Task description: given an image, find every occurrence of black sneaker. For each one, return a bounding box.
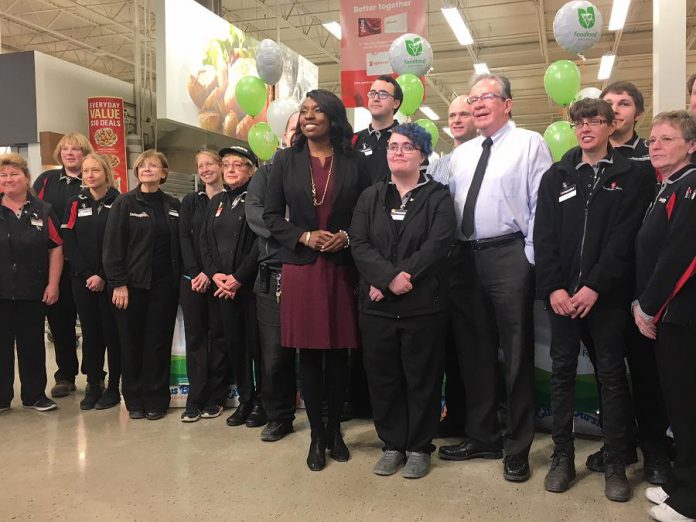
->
[23,398,58,412]
[200,405,223,419]
[128,410,146,419]
[181,406,201,423]
[146,409,166,421]
[50,381,76,398]
[544,449,576,492]
[80,389,103,410]
[95,388,121,410]
[261,421,294,442]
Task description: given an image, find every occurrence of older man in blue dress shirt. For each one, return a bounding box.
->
[438,74,553,483]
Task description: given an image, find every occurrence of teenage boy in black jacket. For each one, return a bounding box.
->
[534,99,654,502]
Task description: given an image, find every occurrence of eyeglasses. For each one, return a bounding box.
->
[570,119,608,128]
[646,136,688,147]
[222,161,251,170]
[387,143,420,154]
[466,92,505,105]
[367,90,395,100]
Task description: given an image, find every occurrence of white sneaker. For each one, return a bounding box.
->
[650,503,696,522]
[646,487,670,505]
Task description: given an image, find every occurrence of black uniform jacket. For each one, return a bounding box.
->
[200,183,258,287]
[636,165,696,326]
[179,190,211,279]
[33,167,83,229]
[534,147,655,305]
[0,193,62,300]
[102,186,181,290]
[62,187,120,280]
[245,163,282,266]
[350,178,456,318]
[263,146,370,266]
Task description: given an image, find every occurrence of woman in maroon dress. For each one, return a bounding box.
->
[264,89,369,471]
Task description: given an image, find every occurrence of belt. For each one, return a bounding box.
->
[457,231,523,251]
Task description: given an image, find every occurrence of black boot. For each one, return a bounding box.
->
[544,448,576,492]
[327,424,350,462]
[306,435,326,471]
[604,454,631,502]
[80,387,102,410]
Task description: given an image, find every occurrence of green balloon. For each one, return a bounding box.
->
[235,76,267,117]
[248,122,278,161]
[414,118,439,148]
[395,74,424,116]
[543,121,578,162]
[544,60,581,106]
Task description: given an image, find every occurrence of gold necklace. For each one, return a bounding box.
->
[310,154,334,207]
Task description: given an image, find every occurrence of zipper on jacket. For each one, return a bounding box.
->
[574,172,604,293]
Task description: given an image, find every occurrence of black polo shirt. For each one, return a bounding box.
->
[386,175,429,233]
[575,153,614,204]
[614,132,656,180]
[354,120,399,185]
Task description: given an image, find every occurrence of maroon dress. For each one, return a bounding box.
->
[280,156,359,349]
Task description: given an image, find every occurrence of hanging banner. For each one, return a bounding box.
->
[340,0,426,108]
[87,96,128,193]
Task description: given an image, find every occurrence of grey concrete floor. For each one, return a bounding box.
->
[0,347,654,521]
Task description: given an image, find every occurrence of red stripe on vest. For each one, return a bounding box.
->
[48,217,63,246]
[38,177,48,200]
[665,192,676,220]
[66,200,78,230]
[351,134,359,149]
[653,256,696,323]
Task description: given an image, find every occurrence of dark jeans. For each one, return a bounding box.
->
[0,299,48,406]
[47,266,78,382]
[299,349,348,438]
[656,322,696,518]
[112,278,178,412]
[449,239,536,457]
[179,278,226,408]
[548,304,631,457]
[72,278,121,388]
[361,313,445,454]
[254,270,295,423]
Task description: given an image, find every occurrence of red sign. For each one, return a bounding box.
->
[87,97,128,193]
[340,0,426,108]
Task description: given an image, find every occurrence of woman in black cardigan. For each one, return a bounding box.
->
[350,124,455,479]
[263,89,369,471]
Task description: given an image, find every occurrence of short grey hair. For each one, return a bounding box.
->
[471,74,512,100]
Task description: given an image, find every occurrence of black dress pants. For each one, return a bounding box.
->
[72,279,121,389]
[112,277,178,412]
[656,322,696,519]
[179,278,226,408]
[548,303,632,457]
[254,270,296,423]
[299,349,348,438]
[47,265,78,383]
[361,313,445,453]
[218,289,262,406]
[443,319,466,429]
[0,299,48,406]
[449,239,535,457]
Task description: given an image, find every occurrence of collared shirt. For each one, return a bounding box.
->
[426,151,453,185]
[614,132,656,179]
[386,174,429,233]
[354,120,399,185]
[449,121,553,264]
[575,152,614,203]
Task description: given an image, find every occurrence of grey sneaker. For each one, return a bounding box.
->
[50,381,76,398]
[373,450,406,476]
[401,451,431,479]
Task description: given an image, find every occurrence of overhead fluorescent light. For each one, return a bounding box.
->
[441,7,474,46]
[474,63,490,75]
[597,54,616,80]
[608,0,631,31]
[322,21,342,40]
[443,127,454,138]
[420,106,439,120]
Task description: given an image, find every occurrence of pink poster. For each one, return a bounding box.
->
[340,0,426,108]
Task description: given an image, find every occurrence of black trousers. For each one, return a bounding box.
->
[72,278,121,388]
[299,348,348,438]
[179,278,227,408]
[449,239,535,457]
[218,289,262,406]
[548,304,631,457]
[656,322,696,518]
[112,277,178,412]
[361,313,445,453]
[47,265,78,382]
[0,299,48,406]
[443,319,466,428]
[254,270,295,423]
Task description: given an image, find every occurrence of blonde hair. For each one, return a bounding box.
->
[0,153,31,180]
[133,149,170,184]
[53,133,94,165]
[195,149,222,167]
[82,153,118,189]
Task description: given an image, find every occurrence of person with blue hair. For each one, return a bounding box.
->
[350,123,456,479]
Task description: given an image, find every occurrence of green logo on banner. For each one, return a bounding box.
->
[405,37,423,57]
[578,6,596,29]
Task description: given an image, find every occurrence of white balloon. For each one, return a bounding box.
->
[553,1,603,55]
[388,33,433,76]
[267,98,299,139]
[256,39,283,85]
[575,87,603,100]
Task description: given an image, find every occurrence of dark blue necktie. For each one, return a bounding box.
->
[461,137,493,238]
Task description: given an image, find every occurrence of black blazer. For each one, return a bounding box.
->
[262,146,369,266]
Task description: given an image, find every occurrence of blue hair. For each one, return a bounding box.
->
[391,123,433,157]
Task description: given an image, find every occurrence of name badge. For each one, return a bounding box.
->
[31,218,43,228]
[168,209,179,218]
[129,212,149,218]
[360,146,373,156]
[391,208,406,221]
[78,207,93,217]
[559,185,576,202]
[215,202,223,218]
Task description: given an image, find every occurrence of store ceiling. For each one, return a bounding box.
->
[1,0,695,149]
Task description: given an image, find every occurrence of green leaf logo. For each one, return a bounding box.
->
[578,6,596,29]
[405,37,423,57]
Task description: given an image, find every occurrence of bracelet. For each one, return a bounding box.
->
[305,231,311,245]
[339,229,350,249]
